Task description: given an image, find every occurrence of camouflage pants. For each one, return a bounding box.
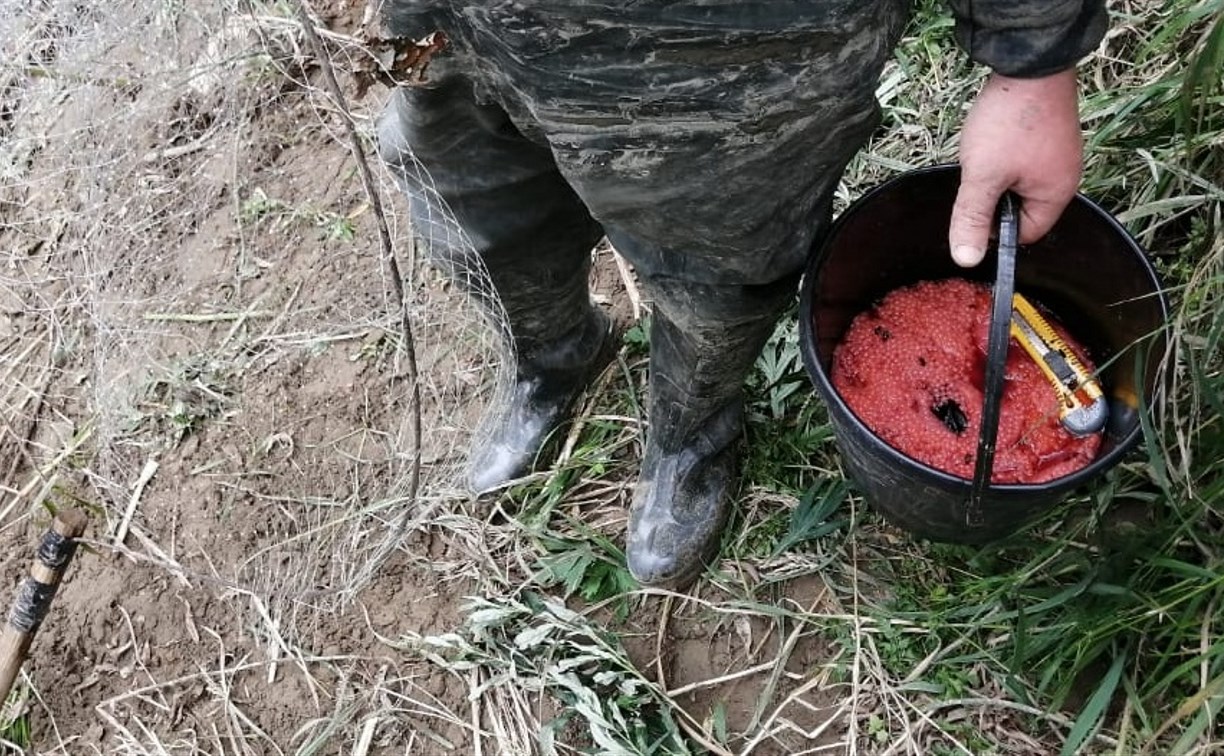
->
[377,0,911,374]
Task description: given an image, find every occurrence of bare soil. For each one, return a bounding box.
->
[1,3,845,754]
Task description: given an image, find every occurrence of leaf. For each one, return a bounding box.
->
[352,30,450,97]
[541,596,582,623]
[1178,11,1224,135]
[514,623,555,651]
[711,701,728,744]
[541,549,593,597]
[1146,670,1224,753]
[467,606,522,629]
[538,718,559,756]
[772,479,849,556]
[1059,651,1126,756]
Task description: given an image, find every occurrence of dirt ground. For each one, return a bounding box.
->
[0,1,488,752]
[0,2,856,754]
[5,1,1212,753]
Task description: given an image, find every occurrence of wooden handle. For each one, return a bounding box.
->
[0,632,33,707]
[0,510,88,704]
[50,509,88,539]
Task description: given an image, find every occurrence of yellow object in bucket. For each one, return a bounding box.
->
[1010,293,1108,437]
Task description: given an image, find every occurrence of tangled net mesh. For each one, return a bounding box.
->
[1,0,511,650]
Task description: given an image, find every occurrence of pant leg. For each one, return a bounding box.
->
[452,0,911,289]
[376,73,605,365]
[442,0,911,441]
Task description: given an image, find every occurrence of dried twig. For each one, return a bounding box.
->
[610,248,643,322]
[112,457,159,547]
[293,0,422,572]
[143,311,275,323]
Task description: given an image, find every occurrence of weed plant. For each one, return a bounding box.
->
[1,683,33,752]
[417,0,1224,753]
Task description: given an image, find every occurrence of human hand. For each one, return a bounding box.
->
[949,68,1083,267]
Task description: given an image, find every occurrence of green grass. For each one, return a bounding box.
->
[828,0,1224,750]
[1,683,33,752]
[11,0,1207,751]
[843,0,1221,747]
[389,0,1224,752]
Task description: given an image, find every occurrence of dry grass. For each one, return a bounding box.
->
[2,0,508,752]
[2,0,1222,754]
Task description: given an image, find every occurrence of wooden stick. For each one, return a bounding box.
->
[611,249,643,323]
[113,458,158,547]
[0,509,88,704]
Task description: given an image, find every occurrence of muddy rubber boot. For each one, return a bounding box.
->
[377,80,612,495]
[626,281,790,588]
[626,381,743,588]
[467,302,613,495]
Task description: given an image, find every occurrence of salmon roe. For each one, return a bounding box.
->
[831,278,1102,484]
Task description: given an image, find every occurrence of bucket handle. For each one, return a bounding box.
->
[966,193,1019,526]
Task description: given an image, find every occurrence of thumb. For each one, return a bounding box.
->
[949,176,1006,267]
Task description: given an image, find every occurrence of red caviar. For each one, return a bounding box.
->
[831,278,1102,484]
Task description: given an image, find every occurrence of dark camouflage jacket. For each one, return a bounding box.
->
[947,0,1107,76]
[386,1,1108,79]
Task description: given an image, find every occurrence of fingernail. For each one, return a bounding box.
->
[952,245,982,267]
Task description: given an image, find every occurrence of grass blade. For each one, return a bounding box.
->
[1060,651,1126,756]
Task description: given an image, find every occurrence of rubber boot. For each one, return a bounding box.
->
[377,81,611,495]
[626,277,795,588]
[468,292,613,494]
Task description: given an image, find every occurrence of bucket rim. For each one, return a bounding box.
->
[797,164,1170,494]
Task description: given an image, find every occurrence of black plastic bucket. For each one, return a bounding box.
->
[798,166,1169,543]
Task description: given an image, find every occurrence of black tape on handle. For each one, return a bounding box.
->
[36,529,79,571]
[7,579,58,634]
[6,517,84,635]
[967,194,1019,527]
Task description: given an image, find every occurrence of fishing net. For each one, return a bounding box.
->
[0,0,511,649]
